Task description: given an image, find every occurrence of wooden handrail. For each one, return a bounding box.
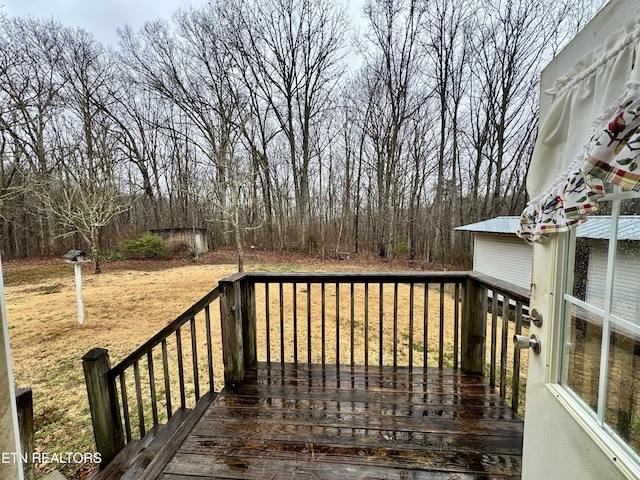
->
[110,287,220,377]
[84,286,222,466]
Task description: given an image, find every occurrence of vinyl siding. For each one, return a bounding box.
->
[473,234,532,290]
[585,240,640,325]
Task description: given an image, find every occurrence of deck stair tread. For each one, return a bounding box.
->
[87,406,192,480]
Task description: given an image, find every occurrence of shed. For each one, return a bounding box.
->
[150,228,209,254]
[456,215,640,317]
[455,217,532,290]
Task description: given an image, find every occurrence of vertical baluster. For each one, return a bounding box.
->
[147,351,158,427]
[500,294,510,400]
[190,317,200,402]
[393,283,399,368]
[279,283,285,365]
[439,283,445,368]
[205,306,214,393]
[350,283,355,366]
[176,327,186,409]
[133,361,146,438]
[119,374,131,442]
[307,282,312,364]
[423,283,429,369]
[490,290,498,388]
[453,282,460,370]
[409,283,414,370]
[512,301,523,411]
[161,339,172,419]
[265,283,271,363]
[293,283,298,364]
[336,282,340,367]
[379,283,384,366]
[321,283,326,365]
[364,283,369,367]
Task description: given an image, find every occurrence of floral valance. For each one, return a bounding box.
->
[517,11,640,243]
[518,83,640,243]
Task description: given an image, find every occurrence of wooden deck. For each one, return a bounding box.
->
[150,362,523,479]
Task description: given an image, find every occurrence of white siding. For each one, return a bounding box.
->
[473,234,532,290]
[586,241,640,325]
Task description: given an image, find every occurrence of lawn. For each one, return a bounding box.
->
[5,249,441,479]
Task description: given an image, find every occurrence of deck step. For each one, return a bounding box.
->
[138,391,217,480]
[87,407,192,480]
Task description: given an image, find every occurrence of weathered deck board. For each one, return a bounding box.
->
[157,362,523,479]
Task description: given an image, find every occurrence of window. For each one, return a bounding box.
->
[561,187,640,462]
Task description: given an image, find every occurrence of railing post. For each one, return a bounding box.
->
[219,275,245,387]
[82,348,124,465]
[462,276,486,375]
[15,388,34,480]
[241,279,257,370]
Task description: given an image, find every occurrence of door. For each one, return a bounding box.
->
[521,1,640,478]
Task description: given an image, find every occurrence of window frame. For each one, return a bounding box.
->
[548,187,640,479]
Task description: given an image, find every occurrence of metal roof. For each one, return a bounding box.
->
[455,216,640,241]
[455,217,521,235]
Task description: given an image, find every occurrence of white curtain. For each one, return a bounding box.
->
[518,13,640,242]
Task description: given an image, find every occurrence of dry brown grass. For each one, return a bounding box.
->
[4,250,524,479]
[5,250,444,478]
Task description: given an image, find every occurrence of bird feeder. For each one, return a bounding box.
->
[63,250,89,325]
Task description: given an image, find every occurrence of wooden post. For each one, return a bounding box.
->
[219,276,245,387]
[82,348,124,465]
[461,277,486,375]
[241,280,257,370]
[15,388,34,480]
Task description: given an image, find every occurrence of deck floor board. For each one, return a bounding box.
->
[159,362,523,479]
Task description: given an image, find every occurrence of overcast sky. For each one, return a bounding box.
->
[0,0,209,45]
[0,0,365,46]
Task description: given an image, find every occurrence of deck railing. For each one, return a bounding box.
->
[471,272,531,412]
[82,287,221,465]
[219,271,530,411]
[84,270,529,467]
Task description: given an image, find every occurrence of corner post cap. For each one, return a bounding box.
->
[82,348,109,361]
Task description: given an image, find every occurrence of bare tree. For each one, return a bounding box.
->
[0,17,67,254]
[225,0,349,250]
[50,28,130,273]
[357,0,427,259]
[423,0,470,262]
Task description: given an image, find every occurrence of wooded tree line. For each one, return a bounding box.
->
[0,0,601,269]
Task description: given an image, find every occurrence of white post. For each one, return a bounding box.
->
[0,251,24,479]
[75,263,85,325]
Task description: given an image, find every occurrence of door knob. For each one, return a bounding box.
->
[513,334,541,354]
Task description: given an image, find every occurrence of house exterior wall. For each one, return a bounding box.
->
[1,268,21,479]
[523,1,638,478]
[473,234,532,290]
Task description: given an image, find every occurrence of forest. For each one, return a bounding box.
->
[0,0,603,270]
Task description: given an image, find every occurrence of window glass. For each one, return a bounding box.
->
[605,329,640,456]
[562,303,601,413]
[561,199,640,460]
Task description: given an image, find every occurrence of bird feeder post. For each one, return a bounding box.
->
[74,263,84,325]
[63,250,89,326]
